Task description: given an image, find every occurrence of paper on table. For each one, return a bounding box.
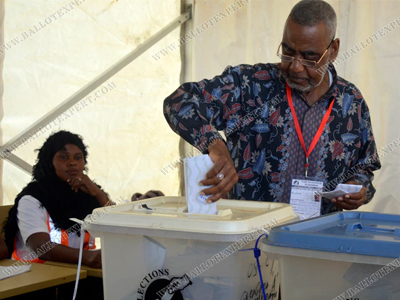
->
[321,184,363,199]
[184,155,218,215]
[0,265,31,280]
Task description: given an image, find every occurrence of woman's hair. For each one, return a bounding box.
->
[32,130,88,181]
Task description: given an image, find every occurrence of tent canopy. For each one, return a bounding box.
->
[1,0,400,215]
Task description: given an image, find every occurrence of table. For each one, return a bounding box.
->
[44,261,103,278]
[0,259,87,299]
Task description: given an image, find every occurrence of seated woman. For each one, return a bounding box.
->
[4,130,110,268]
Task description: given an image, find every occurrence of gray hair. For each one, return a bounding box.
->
[289,0,337,41]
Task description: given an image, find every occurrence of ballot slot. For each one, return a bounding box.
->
[345,223,400,236]
[133,201,233,218]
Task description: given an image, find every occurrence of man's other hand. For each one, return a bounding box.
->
[331,180,367,210]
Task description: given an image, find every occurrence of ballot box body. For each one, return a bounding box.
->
[261,212,400,300]
[85,197,298,300]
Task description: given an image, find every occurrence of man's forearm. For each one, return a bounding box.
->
[164,66,243,153]
[207,139,228,154]
[350,173,375,203]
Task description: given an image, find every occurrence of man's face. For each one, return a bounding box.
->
[280,17,337,93]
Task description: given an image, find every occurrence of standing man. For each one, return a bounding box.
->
[164,0,380,215]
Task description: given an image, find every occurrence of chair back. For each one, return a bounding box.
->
[0,205,12,238]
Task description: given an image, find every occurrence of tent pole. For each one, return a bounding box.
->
[1,9,192,173]
[179,0,195,196]
[3,153,32,174]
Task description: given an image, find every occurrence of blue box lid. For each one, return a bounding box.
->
[262,212,400,258]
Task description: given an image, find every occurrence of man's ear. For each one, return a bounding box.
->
[329,38,340,63]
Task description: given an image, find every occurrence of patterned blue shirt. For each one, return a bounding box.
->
[164,63,381,214]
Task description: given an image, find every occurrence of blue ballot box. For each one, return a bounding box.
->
[261,212,400,300]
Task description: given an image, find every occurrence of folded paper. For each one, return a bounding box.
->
[0,265,31,280]
[184,155,218,215]
[321,184,362,199]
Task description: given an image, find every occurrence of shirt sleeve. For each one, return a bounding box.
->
[17,195,49,244]
[348,98,381,203]
[163,65,245,153]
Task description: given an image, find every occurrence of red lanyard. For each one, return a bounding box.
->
[286,84,334,177]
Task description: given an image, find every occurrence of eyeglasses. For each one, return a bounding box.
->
[277,39,334,68]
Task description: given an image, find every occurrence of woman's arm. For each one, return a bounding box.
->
[17,196,101,268]
[67,175,109,206]
[27,232,101,268]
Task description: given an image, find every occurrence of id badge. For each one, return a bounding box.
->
[289,175,324,220]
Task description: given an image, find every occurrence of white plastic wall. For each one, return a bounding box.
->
[1,0,182,204]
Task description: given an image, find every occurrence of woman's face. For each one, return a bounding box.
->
[52,144,85,182]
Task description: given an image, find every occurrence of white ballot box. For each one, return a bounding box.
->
[84,196,298,300]
[261,211,400,300]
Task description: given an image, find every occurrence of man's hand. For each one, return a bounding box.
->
[331,180,367,210]
[199,140,238,203]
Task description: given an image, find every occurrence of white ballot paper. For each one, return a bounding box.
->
[184,155,218,215]
[290,178,323,220]
[0,265,31,280]
[321,183,363,199]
